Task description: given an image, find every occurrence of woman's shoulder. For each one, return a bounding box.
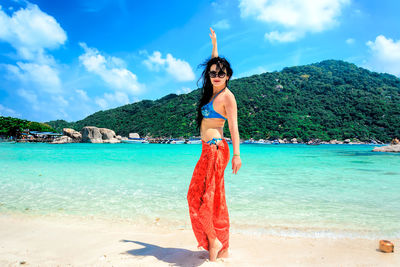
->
[224,87,235,98]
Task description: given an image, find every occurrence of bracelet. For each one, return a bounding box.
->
[233,154,240,156]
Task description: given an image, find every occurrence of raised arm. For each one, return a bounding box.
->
[209,27,218,58]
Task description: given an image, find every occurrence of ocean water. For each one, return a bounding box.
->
[1,142,399,239]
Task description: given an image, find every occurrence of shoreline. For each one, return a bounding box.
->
[1,140,392,145]
[0,213,399,266]
[1,210,398,240]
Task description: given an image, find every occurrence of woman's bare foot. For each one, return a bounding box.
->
[217,248,229,258]
[208,237,222,262]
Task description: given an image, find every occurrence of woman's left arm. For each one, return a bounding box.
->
[225,92,242,174]
[209,27,218,58]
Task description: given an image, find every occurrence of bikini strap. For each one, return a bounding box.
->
[211,87,226,101]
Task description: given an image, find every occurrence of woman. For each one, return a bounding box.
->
[187,27,242,262]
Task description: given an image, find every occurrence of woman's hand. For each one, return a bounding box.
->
[232,156,241,174]
[209,27,217,46]
[210,27,218,58]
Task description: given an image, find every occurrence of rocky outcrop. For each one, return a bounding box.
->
[99,128,115,140]
[51,136,73,144]
[81,126,120,143]
[63,128,82,141]
[129,133,140,138]
[372,144,400,152]
[81,126,103,143]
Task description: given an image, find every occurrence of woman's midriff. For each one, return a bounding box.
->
[201,119,225,144]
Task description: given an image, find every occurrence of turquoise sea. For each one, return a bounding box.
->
[1,142,399,239]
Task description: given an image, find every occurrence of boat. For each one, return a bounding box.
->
[0,139,16,144]
[169,138,185,144]
[254,139,272,145]
[187,138,202,144]
[121,138,149,144]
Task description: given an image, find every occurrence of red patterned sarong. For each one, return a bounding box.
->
[187,138,230,251]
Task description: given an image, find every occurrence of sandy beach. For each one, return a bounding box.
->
[0,213,398,267]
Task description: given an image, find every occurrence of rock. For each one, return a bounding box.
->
[81,126,103,143]
[291,138,298,143]
[344,139,351,144]
[63,128,82,140]
[129,133,140,138]
[81,126,120,143]
[391,138,399,145]
[103,138,120,143]
[379,240,394,253]
[116,135,122,140]
[51,136,73,144]
[372,144,400,152]
[99,128,116,140]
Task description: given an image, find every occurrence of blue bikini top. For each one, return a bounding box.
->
[201,88,227,120]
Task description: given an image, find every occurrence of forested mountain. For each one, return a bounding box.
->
[45,60,399,142]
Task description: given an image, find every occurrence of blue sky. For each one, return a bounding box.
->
[0,0,399,122]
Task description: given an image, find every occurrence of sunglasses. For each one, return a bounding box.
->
[209,70,226,78]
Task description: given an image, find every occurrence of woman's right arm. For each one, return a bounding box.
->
[209,27,218,58]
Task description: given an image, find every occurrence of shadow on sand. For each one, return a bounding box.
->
[121,240,208,267]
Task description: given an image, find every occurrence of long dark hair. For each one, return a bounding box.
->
[195,56,233,132]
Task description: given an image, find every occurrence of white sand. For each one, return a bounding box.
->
[0,213,398,267]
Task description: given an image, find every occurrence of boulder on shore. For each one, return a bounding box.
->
[51,136,73,144]
[63,128,82,141]
[129,133,140,139]
[81,126,120,143]
[81,126,103,143]
[99,128,116,140]
[372,144,400,153]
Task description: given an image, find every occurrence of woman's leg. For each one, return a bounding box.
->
[207,235,222,261]
[187,146,218,252]
[188,140,229,260]
[214,140,230,258]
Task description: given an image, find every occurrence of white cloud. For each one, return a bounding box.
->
[79,43,144,95]
[0,2,69,121]
[95,91,130,109]
[366,35,400,76]
[0,104,21,117]
[265,31,300,43]
[176,87,193,95]
[75,89,90,101]
[0,3,66,62]
[143,51,165,71]
[239,0,350,42]
[213,19,230,30]
[346,38,355,45]
[51,95,69,107]
[210,0,230,14]
[16,88,40,111]
[6,62,62,94]
[143,51,195,82]
[234,66,269,79]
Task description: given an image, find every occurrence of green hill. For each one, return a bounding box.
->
[45,60,399,142]
[0,116,56,137]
